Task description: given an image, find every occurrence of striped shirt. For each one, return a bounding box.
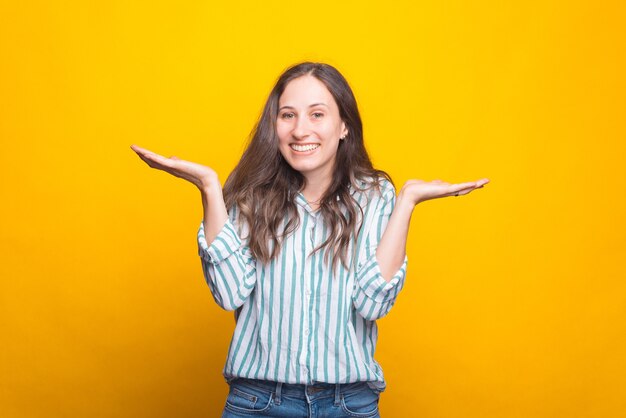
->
[197,177,408,391]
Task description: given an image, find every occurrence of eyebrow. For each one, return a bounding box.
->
[278,103,329,111]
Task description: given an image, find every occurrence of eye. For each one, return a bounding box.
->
[280,112,295,120]
[312,112,324,119]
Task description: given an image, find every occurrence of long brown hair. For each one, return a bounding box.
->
[222,62,392,272]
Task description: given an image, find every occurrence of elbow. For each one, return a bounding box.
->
[220,294,247,312]
[208,283,248,312]
[219,301,241,312]
[377,260,402,284]
[201,261,255,312]
[202,273,243,311]
[353,291,395,321]
[208,288,245,311]
[357,308,387,321]
[376,252,408,284]
[355,302,393,321]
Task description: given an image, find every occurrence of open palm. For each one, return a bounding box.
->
[130,144,218,191]
[400,178,490,205]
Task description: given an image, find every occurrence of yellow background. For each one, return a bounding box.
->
[1,0,625,416]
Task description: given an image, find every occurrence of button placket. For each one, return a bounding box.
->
[300,215,316,381]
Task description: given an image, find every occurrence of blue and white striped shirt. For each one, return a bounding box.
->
[197,177,408,391]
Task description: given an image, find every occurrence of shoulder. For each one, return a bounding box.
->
[350,175,397,214]
[353,175,396,200]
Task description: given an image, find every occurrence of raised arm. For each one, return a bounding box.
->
[353,177,490,320]
[130,144,257,311]
[377,177,490,282]
[352,181,409,321]
[197,183,257,311]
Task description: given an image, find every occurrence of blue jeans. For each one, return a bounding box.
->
[221,377,381,417]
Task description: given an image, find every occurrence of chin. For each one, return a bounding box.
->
[283,157,314,170]
[290,164,316,174]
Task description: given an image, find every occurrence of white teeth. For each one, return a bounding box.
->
[290,144,320,152]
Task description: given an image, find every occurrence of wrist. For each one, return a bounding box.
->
[395,194,417,216]
[397,185,420,206]
[200,182,223,204]
[200,178,222,195]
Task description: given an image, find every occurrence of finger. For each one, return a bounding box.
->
[448,182,477,193]
[131,145,169,164]
[445,188,471,198]
[444,184,476,197]
[132,146,160,160]
[140,150,174,167]
[131,144,152,154]
[476,178,490,187]
[136,152,158,168]
[451,184,486,197]
[136,151,175,170]
[136,151,163,167]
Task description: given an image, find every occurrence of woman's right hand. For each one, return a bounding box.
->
[130,144,219,192]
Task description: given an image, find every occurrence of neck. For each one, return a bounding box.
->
[301,172,333,205]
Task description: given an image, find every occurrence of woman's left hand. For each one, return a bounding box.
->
[399,178,490,206]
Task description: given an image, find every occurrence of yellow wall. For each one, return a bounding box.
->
[1,1,624,416]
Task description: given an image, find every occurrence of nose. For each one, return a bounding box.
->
[292,115,312,140]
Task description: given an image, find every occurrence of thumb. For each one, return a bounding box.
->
[170,155,180,160]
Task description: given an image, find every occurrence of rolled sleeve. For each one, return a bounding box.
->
[197,212,257,311]
[356,253,408,304]
[198,218,242,264]
[352,179,408,320]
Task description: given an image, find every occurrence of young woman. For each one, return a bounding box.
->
[131,62,488,417]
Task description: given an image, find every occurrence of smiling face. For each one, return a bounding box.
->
[276,75,348,186]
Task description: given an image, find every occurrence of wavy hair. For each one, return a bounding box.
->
[222,62,393,272]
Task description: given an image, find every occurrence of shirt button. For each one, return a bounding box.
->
[304,329,310,335]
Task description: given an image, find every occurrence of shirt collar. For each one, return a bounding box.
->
[295,180,363,215]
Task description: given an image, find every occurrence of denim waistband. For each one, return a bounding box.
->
[228,377,374,404]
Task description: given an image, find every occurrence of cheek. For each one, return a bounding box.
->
[321,122,340,139]
[275,122,290,141]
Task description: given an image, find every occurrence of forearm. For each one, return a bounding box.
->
[197,185,257,311]
[198,222,257,311]
[201,182,229,246]
[375,194,414,282]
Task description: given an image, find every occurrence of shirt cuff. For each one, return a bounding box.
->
[355,254,408,303]
[197,219,242,264]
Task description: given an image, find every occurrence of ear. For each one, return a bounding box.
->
[340,121,348,139]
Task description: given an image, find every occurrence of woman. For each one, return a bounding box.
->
[131,62,488,417]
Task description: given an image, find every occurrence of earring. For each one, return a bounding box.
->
[340,135,346,140]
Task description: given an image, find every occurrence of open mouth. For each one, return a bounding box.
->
[290,144,320,152]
